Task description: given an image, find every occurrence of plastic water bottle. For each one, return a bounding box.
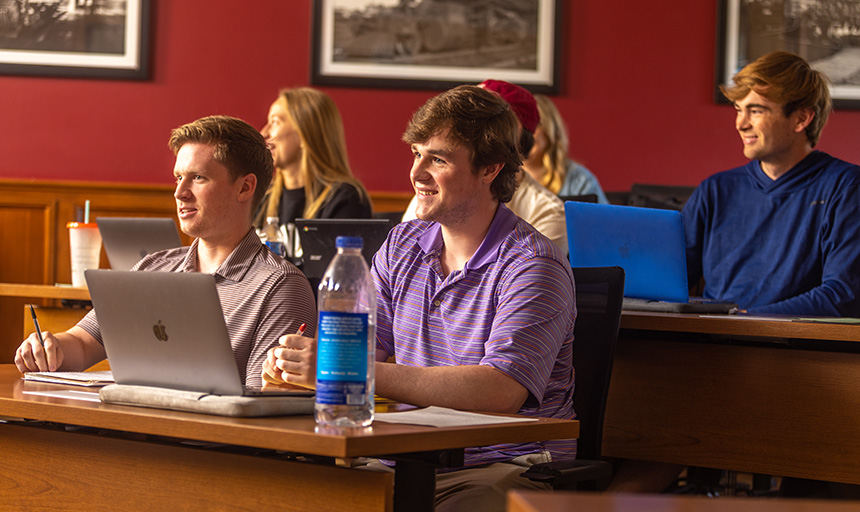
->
[315,236,376,427]
[263,216,285,258]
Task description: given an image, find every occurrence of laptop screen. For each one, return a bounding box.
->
[97,217,182,270]
[295,218,392,281]
[565,202,689,302]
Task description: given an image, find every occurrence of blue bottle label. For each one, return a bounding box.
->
[265,241,285,257]
[316,311,368,405]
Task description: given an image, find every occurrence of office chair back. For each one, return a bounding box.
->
[520,266,625,490]
[559,194,598,204]
[628,183,696,211]
[570,266,625,462]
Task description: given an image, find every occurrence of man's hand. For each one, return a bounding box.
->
[262,333,317,390]
[14,332,64,373]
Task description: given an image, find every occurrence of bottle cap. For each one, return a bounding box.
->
[336,236,363,249]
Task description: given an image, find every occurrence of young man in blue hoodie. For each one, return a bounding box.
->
[683,51,860,317]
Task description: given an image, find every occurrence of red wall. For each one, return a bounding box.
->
[1,1,858,193]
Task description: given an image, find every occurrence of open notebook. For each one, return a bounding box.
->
[565,201,736,313]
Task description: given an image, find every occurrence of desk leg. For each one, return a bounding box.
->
[395,459,436,512]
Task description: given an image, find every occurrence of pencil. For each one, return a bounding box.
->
[263,323,307,385]
[29,305,45,349]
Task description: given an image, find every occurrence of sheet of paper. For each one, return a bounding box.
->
[792,317,860,324]
[24,370,114,387]
[23,390,101,403]
[375,405,538,427]
[698,315,793,321]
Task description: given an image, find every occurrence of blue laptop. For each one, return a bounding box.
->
[565,201,736,313]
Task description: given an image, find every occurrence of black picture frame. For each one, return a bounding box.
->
[715,0,860,109]
[0,0,151,80]
[311,0,562,93]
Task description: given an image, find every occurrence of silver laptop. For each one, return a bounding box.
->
[97,217,183,270]
[84,269,313,397]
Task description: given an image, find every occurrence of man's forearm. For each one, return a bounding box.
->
[55,326,106,371]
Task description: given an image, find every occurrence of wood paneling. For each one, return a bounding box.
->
[371,191,412,213]
[0,180,180,362]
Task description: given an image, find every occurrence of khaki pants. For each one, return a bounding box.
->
[363,452,553,511]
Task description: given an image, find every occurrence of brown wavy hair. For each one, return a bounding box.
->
[721,51,831,147]
[402,85,521,203]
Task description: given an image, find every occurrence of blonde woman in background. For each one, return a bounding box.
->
[254,87,372,256]
[524,94,608,203]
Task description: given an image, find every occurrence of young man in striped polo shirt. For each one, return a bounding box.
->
[270,85,576,511]
[15,116,316,387]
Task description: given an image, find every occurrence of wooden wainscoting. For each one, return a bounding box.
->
[0,179,412,362]
[0,179,183,362]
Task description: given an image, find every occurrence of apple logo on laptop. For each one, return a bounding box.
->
[618,243,630,259]
[153,320,169,342]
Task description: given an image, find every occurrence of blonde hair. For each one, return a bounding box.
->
[533,94,570,194]
[265,87,368,219]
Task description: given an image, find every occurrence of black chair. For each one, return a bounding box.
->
[559,194,598,204]
[627,183,696,211]
[521,266,625,491]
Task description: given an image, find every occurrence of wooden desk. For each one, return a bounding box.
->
[0,283,90,301]
[603,312,860,484]
[0,365,577,511]
[508,490,860,512]
[0,283,91,361]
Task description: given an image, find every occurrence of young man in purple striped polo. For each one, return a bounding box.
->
[269,85,576,511]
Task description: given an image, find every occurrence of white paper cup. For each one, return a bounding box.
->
[67,222,102,287]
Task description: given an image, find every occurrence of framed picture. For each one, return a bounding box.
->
[311,0,562,93]
[716,0,860,109]
[0,0,151,79]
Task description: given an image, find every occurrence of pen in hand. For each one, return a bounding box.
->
[29,304,45,349]
[263,323,307,385]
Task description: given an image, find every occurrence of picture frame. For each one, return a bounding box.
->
[311,0,562,93]
[715,0,860,109]
[0,0,151,80]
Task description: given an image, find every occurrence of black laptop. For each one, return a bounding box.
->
[295,218,392,284]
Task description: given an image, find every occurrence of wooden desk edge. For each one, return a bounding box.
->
[620,311,860,342]
[1,366,578,459]
[0,283,90,301]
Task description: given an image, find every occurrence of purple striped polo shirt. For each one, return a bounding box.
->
[373,204,577,466]
[78,228,317,387]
